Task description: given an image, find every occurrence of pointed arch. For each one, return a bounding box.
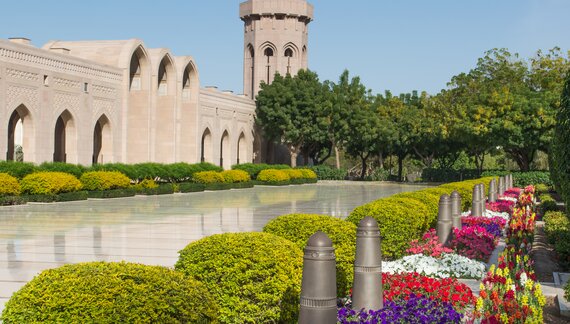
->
[220,130,231,169]
[201,128,213,163]
[93,114,112,164]
[7,105,34,162]
[53,110,77,163]
[237,131,249,164]
[245,43,255,98]
[129,46,150,91]
[182,60,199,101]
[157,54,176,96]
[260,42,277,84]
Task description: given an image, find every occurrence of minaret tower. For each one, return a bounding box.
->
[240,0,313,99]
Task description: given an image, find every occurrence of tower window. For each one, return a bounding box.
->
[264,48,274,57]
[285,48,293,74]
[264,48,274,84]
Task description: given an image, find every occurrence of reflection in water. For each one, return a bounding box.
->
[54,232,66,263]
[93,227,105,259]
[7,240,21,269]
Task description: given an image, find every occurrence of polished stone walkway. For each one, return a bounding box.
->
[0,181,427,311]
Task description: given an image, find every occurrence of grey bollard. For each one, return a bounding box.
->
[479,183,486,213]
[299,231,337,324]
[488,179,497,202]
[498,176,506,195]
[450,191,462,229]
[436,194,453,245]
[508,174,514,189]
[472,185,483,217]
[352,217,383,312]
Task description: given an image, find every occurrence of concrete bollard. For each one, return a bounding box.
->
[488,179,497,203]
[479,183,486,213]
[472,185,482,217]
[508,174,514,189]
[437,194,452,245]
[299,231,337,324]
[498,176,506,196]
[451,191,462,229]
[352,217,383,312]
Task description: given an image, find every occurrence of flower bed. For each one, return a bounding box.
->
[449,225,498,262]
[382,253,486,279]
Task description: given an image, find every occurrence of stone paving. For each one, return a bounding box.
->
[0,181,428,312]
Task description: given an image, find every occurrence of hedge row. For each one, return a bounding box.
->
[231,163,290,179]
[551,72,570,210]
[421,168,552,187]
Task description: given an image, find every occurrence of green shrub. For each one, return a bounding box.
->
[481,170,552,187]
[220,169,250,183]
[257,169,291,183]
[346,197,429,259]
[87,188,137,199]
[138,184,175,195]
[231,163,290,179]
[393,191,440,228]
[204,182,234,191]
[543,211,570,244]
[438,182,472,211]
[283,169,304,180]
[263,214,356,296]
[178,182,206,193]
[175,232,302,323]
[80,171,131,191]
[297,168,318,179]
[24,191,88,203]
[229,181,255,189]
[309,165,347,180]
[88,163,138,180]
[555,231,570,269]
[535,183,550,194]
[0,161,37,179]
[38,162,85,178]
[195,162,224,173]
[20,172,82,195]
[0,196,26,206]
[193,171,224,184]
[0,173,21,196]
[366,168,390,181]
[132,163,168,182]
[1,261,218,323]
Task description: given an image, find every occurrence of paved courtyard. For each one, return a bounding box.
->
[0,181,427,311]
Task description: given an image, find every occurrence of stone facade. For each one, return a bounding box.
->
[0,38,256,166]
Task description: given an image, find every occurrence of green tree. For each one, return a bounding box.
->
[550,70,570,207]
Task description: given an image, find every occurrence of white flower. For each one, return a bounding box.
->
[520,272,528,286]
[382,253,486,279]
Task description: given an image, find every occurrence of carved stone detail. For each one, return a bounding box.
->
[54,92,81,112]
[6,85,39,111]
[6,68,40,82]
[54,77,81,90]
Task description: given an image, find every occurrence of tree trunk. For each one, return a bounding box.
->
[378,151,384,169]
[290,151,298,168]
[334,145,341,169]
[360,154,369,180]
[398,155,404,182]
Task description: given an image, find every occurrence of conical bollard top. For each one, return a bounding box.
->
[451,191,461,199]
[359,216,378,229]
[306,231,332,247]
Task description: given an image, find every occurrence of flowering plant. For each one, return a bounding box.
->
[382,272,475,311]
[462,216,506,239]
[382,253,486,279]
[338,294,463,324]
[506,207,535,248]
[406,229,452,258]
[502,188,522,199]
[486,200,515,213]
[449,226,498,262]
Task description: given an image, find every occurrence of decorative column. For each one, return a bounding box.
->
[451,191,462,229]
[299,231,337,323]
[437,194,452,245]
[472,185,482,217]
[352,217,383,311]
[488,179,498,203]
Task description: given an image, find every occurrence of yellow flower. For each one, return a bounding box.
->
[500,313,509,323]
[521,295,529,306]
[476,298,483,311]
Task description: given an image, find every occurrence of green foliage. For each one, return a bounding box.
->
[297,168,318,179]
[231,163,290,179]
[257,169,291,183]
[392,191,440,228]
[20,172,82,195]
[175,232,303,323]
[346,197,429,259]
[178,182,206,193]
[24,191,88,203]
[366,168,390,181]
[309,165,347,180]
[192,171,224,184]
[0,173,20,196]
[220,169,250,183]
[0,161,37,179]
[0,196,26,206]
[551,70,570,208]
[1,261,218,323]
[543,211,569,244]
[555,231,570,269]
[263,214,357,296]
[481,170,552,187]
[535,183,550,194]
[283,169,304,179]
[88,163,138,180]
[138,184,175,195]
[38,162,85,178]
[203,183,234,191]
[80,171,131,191]
[87,188,137,199]
[421,168,481,183]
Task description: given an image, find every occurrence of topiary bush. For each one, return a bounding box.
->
[175,232,303,323]
[392,191,440,228]
[346,197,429,259]
[1,261,218,323]
[20,172,82,195]
[231,163,290,179]
[263,213,356,296]
[297,168,318,180]
[283,169,304,180]
[80,171,131,191]
[0,173,21,196]
[309,165,347,180]
[37,162,85,178]
[220,169,250,183]
[257,169,291,183]
[0,161,37,179]
[543,211,570,244]
[192,171,224,184]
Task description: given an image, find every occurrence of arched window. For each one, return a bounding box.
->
[201,128,212,163]
[220,130,230,169]
[158,59,168,96]
[182,68,191,101]
[93,115,112,164]
[264,47,274,84]
[54,110,76,163]
[247,44,255,98]
[129,51,142,91]
[284,48,294,74]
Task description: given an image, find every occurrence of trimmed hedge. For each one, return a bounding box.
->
[193,171,224,184]
[20,172,82,195]
[0,161,36,179]
[346,197,429,259]
[298,168,318,179]
[178,182,206,193]
[263,214,357,296]
[204,182,234,191]
[310,165,347,180]
[38,162,85,178]
[1,262,218,323]
[175,232,303,323]
[539,193,560,214]
[87,188,137,199]
[220,169,250,183]
[80,171,131,191]
[137,184,175,195]
[543,211,570,244]
[257,169,291,183]
[392,190,440,228]
[0,196,26,206]
[0,173,20,196]
[231,163,290,179]
[283,169,304,180]
[25,191,88,203]
[551,72,570,209]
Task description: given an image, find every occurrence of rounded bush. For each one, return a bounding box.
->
[283,169,304,179]
[1,262,218,323]
[20,172,82,195]
[0,173,20,196]
[192,171,224,184]
[80,171,131,191]
[298,168,318,179]
[220,169,250,183]
[263,213,356,296]
[393,191,440,228]
[438,182,473,211]
[231,163,290,179]
[543,211,570,244]
[257,169,290,182]
[175,232,303,323]
[37,162,85,178]
[346,197,429,259]
[0,161,37,179]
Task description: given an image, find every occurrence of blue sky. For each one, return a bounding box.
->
[1,0,569,95]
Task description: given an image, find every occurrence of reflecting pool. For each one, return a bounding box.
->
[0,181,428,309]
